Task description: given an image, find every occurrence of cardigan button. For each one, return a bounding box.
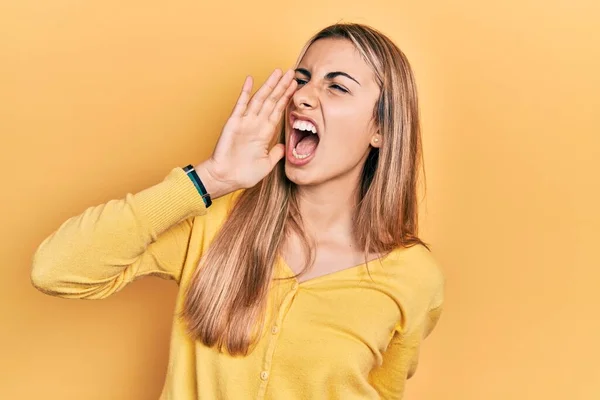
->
[260,371,269,381]
[271,325,279,334]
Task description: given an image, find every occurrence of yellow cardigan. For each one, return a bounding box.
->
[31,166,445,400]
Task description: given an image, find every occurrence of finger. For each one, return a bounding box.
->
[246,69,283,115]
[267,143,285,168]
[231,76,253,117]
[259,69,295,117]
[269,75,298,124]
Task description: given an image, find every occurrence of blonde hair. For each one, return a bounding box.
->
[181,22,428,355]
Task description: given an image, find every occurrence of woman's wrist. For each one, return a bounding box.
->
[193,160,237,201]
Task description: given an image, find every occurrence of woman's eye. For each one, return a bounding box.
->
[331,84,348,93]
[293,78,347,93]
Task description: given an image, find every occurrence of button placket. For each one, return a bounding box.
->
[256,286,298,398]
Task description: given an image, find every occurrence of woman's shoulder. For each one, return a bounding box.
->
[384,243,445,308]
[388,242,443,272]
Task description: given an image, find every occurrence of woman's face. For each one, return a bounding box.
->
[284,38,382,187]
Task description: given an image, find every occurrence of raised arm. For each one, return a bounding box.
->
[31,68,298,299]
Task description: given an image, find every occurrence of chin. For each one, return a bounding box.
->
[284,160,321,187]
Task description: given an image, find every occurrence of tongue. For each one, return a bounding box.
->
[295,135,319,155]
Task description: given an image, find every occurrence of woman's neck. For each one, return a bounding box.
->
[295,174,360,237]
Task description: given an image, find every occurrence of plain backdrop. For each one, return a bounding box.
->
[2,0,598,399]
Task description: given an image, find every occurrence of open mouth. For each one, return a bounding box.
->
[288,118,320,164]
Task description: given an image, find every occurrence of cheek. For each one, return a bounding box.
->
[325,104,374,146]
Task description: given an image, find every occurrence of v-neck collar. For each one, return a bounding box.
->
[276,249,398,287]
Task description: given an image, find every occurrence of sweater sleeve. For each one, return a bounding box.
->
[369,246,446,399]
[31,166,211,299]
[369,303,444,399]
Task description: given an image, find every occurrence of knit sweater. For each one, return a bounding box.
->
[31,166,445,400]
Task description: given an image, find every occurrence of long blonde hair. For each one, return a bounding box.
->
[181,22,428,355]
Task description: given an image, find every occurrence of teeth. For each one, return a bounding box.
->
[293,119,317,134]
[292,147,310,159]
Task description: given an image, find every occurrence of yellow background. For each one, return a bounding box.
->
[2,0,598,398]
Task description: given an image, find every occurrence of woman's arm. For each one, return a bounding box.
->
[369,303,444,399]
[30,166,222,299]
[369,244,446,399]
[31,69,297,300]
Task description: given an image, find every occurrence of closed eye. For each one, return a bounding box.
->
[294,78,349,94]
[330,84,348,93]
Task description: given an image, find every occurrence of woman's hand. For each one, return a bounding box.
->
[196,69,297,199]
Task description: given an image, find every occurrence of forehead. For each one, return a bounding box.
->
[298,38,376,86]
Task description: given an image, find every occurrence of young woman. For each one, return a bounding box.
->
[32,23,445,400]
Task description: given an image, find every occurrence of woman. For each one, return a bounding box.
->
[32,23,445,399]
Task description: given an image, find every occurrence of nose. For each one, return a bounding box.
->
[292,83,318,110]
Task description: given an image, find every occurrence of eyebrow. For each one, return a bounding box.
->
[295,68,361,86]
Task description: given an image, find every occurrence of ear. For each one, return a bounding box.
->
[370,132,383,148]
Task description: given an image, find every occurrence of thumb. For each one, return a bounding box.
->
[267,143,286,169]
